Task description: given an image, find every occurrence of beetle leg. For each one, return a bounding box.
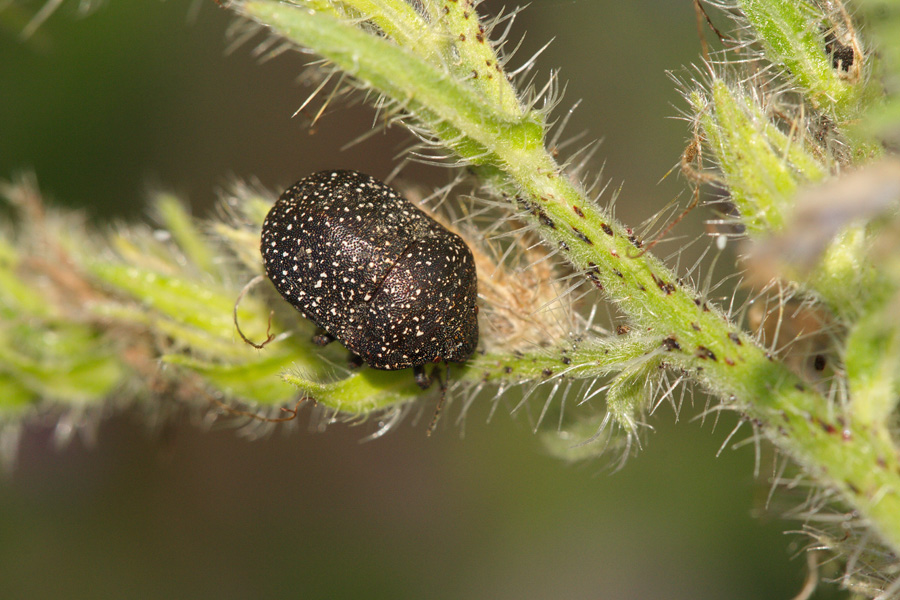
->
[234,275,276,350]
[425,363,449,436]
[311,329,334,346]
[413,364,433,389]
[347,353,364,370]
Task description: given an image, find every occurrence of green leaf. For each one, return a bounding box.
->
[164,353,310,405]
[154,193,217,275]
[89,262,261,341]
[699,81,826,236]
[284,368,427,414]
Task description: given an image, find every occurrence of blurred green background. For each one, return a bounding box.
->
[0,1,841,598]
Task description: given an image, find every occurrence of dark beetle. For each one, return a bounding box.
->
[261,170,479,387]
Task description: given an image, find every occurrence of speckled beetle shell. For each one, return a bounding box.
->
[261,170,479,371]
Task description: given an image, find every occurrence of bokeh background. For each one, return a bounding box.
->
[0,1,842,598]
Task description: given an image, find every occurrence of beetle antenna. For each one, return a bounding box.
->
[234,275,276,349]
[209,396,307,423]
[426,363,450,436]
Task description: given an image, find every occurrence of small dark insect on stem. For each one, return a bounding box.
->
[234,274,276,350]
[825,0,862,78]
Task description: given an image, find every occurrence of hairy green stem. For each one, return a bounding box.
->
[239,0,900,554]
[3,0,898,579]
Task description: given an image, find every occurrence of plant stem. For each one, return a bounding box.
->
[239,0,900,555]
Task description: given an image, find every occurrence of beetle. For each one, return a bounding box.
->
[260,170,479,388]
